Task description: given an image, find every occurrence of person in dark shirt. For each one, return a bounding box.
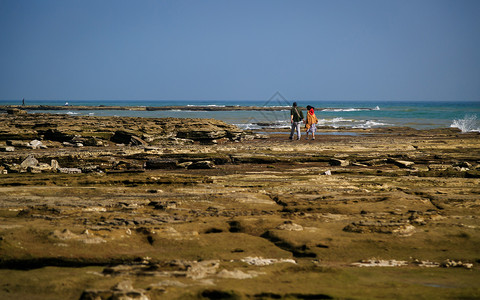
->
[289,102,304,140]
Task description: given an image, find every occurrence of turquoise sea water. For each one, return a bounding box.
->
[1,99,479,132]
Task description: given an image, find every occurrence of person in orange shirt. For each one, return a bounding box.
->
[305,105,318,140]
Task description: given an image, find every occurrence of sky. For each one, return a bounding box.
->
[1,0,479,101]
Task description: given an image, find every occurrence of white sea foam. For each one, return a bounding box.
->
[353,120,391,129]
[322,108,362,112]
[321,106,379,112]
[319,118,351,128]
[237,120,290,130]
[66,111,78,115]
[450,114,480,133]
[236,123,261,130]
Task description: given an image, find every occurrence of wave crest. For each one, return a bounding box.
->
[450,114,480,133]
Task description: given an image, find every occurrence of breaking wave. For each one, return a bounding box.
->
[353,120,392,129]
[321,106,380,112]
[450,114,480,133]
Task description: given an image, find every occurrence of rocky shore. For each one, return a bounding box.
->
[0,111,479,299]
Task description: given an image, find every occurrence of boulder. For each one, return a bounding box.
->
[40,129,74,143]
[28,140,45,149]
[20,155,38,169]
[51,160,60,170]
[0,146,15,152]
[111,130,147,146]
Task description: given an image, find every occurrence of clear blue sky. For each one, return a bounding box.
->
[1,0,479,101]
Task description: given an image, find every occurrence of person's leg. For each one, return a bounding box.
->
[289,122,295,139]
[296,122,301,140]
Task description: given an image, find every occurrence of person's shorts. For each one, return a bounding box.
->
[307,124,316,133]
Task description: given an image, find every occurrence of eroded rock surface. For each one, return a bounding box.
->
[0,113,479,299]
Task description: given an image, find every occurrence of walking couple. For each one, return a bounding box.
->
[289,102,318,140]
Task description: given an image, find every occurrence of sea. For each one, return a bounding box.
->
[1,99,480,133]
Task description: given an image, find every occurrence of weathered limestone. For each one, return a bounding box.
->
[0,113,479,300]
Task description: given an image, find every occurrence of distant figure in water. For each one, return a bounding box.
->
[289,102,304,140]
[305,105,318,140]
[22,98,25,106]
